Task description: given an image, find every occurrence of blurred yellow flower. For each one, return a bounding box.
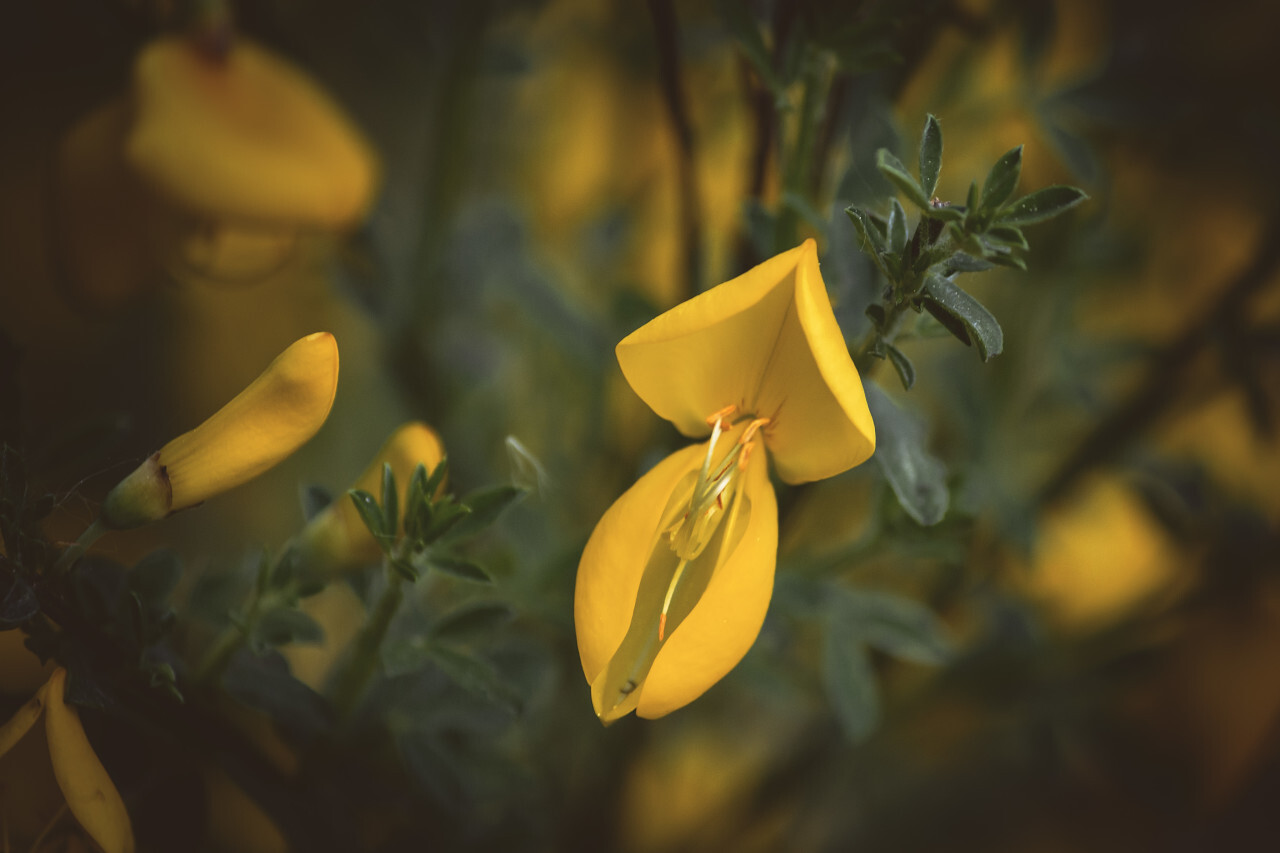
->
[297,421,446,573]
[576,240,875,722]
[55,34,379,302]
[0,668,135,853]
[102,332,339,529]
[1020,475,1186,630]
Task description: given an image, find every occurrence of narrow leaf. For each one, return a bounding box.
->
[380,463,399,541]
[822,609,880,742]
[404,464,429,542]
[864,383,949,526]
[987,225,1028,249]
[918,114,942,198]
[443,485,526,543]
[716,0,783,96]
[299,484,332,522]
[922,274,1004,361]
[998,185,1088,226]
[876,149,931,210]
[348,489,391,552]
[845,206,886,253]
[255,608,325,647]
[429,601,515,642]
[430,556,493,584]
[884,343,916,391]
[942,252,995,274]
[847,589,954,665]
[128,549,182,607]
[888,198,908,255]
[980,145,1023,213]
[924,202,964,223]
[428,645,521,713]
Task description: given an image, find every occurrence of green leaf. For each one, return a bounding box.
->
[921,274,1004,361]
[390,558,419,583]
[429,600,515,642]
[865,303,887,330]
[780,192,829,237]
[980,145,1023,214]
[942,252,995,274]
[884,343,915,391]
[887,198,908,256]
[348,489,392,552]
[423,499,471,543]
[987,225,1028,250]
[864,383,949,526]
[845,206,886,254]
[716,0,782,96]
[299,484,332,522]
[424,458,449,501]
[876,149,931,210]
[254,608,325,648]
[918,114,942,198]
[924,203,963,223]
[428,645,521,713]
[822,606,880,742]
[404,464,429,542]
[442,485,526,543]
[430,555,493,584]
[998,185,1088,226]
[128,549,182,607]
[846,589,953,665]
[380,464,399,540]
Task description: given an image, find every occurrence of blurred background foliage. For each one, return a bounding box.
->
[2,0,1280,850]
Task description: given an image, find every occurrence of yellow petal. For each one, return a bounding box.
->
[298,421,445,572]
[162,331,339,511]
[616,240,874,483]
[0,676,50,758]
[44,669,136,853]
[575,437,777,721]
[127,36,378,229]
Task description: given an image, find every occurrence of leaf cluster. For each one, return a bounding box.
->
[849,114,1088,390]
[348,459,525,585]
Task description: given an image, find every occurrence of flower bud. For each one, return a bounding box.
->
[102,332,339,528]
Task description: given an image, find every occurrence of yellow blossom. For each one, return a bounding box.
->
[54,34,379,301]
[127,36,378,233]
[297,422,446,572]
[576,240,875,722]
[101,332,339,529]
[0,668,135,853]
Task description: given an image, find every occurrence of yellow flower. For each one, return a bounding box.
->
[576,240,876,722]
[297,422,446,573]
[127,36,378,234]
[102,332,339,529]
[54,34,379,301]
[0,668,135,853]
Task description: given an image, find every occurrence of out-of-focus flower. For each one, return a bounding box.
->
[101,332,339,529]
[0,668,135,853]
[297,421,446,573]
[55,34,379,304]
[1018,475,1187,630]
[576,240,875,722]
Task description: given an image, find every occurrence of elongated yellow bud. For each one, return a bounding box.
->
[0,669,135,853]
[298,421,445,572]
[44,669,136,853]
[102,332,339,528]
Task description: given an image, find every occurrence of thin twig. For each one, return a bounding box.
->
[1037,213,1280,507]
[648,0,704,299]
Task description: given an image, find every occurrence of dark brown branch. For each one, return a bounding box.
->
[1036,213,1280,507]
[648,0,704,299]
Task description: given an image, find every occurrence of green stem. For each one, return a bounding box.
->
[194,619,251,685]
[50,519,108,576]
[773,51,828,253]
[329,562,405,719]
